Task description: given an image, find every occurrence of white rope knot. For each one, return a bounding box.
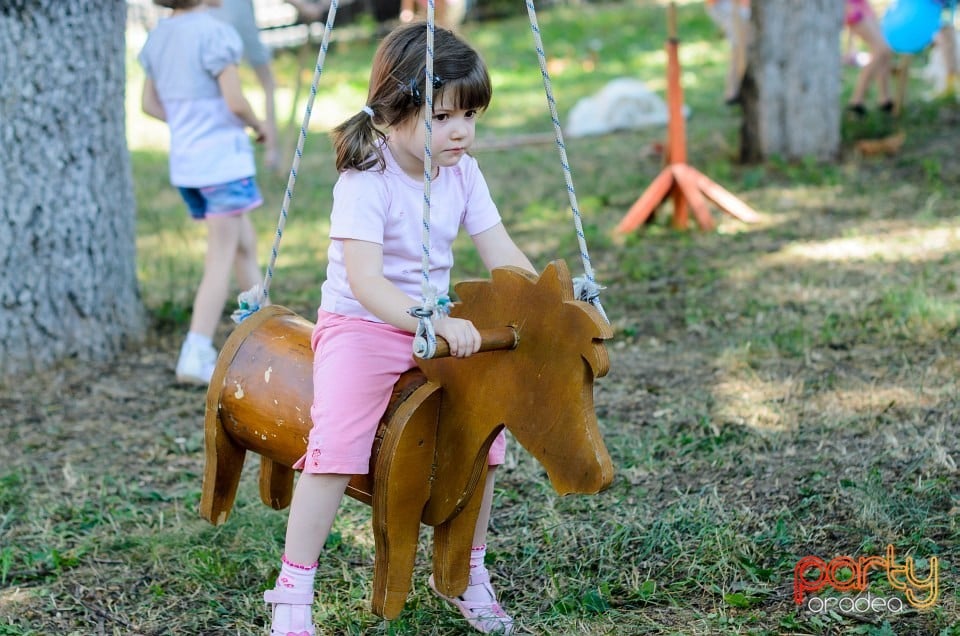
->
[409,295,451,359]
[573,276,604,303]
[231,284,264,324]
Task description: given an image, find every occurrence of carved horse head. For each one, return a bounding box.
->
[417,260,614,509]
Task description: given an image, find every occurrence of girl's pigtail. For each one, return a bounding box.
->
[332,109,386,173]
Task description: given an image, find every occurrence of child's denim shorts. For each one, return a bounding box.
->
[178,177,263,220]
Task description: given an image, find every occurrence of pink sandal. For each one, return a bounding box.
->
[429,570,514,635]
[264,587,315,636]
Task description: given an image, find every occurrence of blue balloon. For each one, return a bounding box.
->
[881,0,943,54]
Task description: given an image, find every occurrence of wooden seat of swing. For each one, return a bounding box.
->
[199,259,614,619]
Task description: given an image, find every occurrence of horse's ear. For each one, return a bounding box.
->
[538,260,575,301]
[535,260,612,378]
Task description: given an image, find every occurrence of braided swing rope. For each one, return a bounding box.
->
[523,0,609,324]
[410,0,447,359]
[233,0,341,323]
[414,1,609,354]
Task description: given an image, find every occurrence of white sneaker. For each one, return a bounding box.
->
[175,339,218,385]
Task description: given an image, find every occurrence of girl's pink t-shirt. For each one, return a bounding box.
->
[320,143,502,322]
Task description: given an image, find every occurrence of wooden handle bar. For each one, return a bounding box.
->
[421,326,518,359]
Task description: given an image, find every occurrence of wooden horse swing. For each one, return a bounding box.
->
[198,0,614,621]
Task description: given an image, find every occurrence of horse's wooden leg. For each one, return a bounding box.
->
[259,458,295,510]
[199,412,247,526]
[370,382,442,620]
[431,464,487,598]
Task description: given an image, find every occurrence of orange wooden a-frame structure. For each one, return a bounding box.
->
[616,2,760,233]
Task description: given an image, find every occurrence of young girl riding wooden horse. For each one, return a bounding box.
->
[263,22,535,636]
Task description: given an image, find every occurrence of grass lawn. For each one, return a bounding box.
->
[2,1,959,634]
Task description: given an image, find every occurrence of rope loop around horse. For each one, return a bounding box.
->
[524,0,609,324]
[411,293,451,357]
[232,0,340,324]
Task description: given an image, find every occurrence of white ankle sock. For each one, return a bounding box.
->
[277,554,317,592]
[185,331,212,350]
[462,545,495,603]
[469,544,486,572]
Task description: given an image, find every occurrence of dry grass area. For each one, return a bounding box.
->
[3,128,958,633]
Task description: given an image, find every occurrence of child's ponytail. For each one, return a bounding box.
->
[332,108,386,173]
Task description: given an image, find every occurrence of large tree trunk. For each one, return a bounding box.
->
[0,1,145,377]
[741,0,845,162]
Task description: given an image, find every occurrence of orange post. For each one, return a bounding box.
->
[616,2,760,233]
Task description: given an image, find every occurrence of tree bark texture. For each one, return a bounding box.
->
[741,0,845,162]
[0,1,145,377]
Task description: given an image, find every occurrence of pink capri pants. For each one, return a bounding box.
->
[295,309,506,474]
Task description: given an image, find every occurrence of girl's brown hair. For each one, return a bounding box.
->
[332,22,492,173]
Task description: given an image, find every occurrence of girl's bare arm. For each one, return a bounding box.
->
[141,77,166,121]
[471,222,536,274]
[218,64,268,143]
